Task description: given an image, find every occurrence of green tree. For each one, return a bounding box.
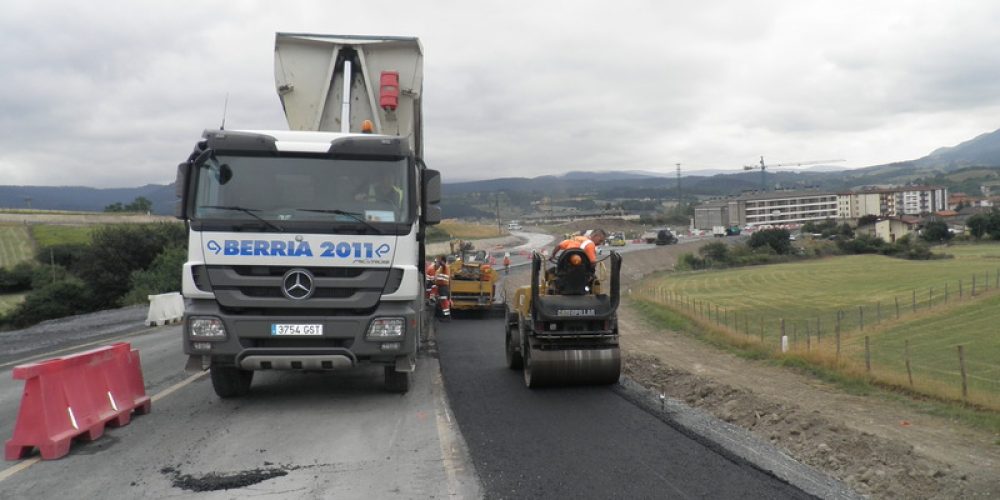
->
[966,213,989,239]
[125,196,153,213]
[857,214,879,227]
[75,223,186,308]
[748,229,792,255]
[921,220,952,243]
[104,202,125,212]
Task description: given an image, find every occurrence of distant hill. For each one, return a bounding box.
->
[0,184,175,215]
[2,127,999,215]
[921,128,1000,168]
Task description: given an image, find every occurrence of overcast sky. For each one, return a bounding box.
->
[3,1,1000,187]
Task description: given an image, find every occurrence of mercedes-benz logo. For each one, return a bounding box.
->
[281,268,315,300]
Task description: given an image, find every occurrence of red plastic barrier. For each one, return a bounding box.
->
[5,343,151,460]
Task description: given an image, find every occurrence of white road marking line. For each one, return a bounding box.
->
[0,369,208,483]
[432,370,465,498]
[0,458,40,482]
[151,371,208,403]
[0,327,163,370]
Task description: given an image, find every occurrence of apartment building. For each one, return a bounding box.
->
[836,186,948,219]
[694,191,838,229]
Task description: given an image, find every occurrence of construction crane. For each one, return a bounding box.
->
[743,156,845,191]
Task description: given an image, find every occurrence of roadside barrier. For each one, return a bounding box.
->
[5,343,151,460]
[146,292,184,326]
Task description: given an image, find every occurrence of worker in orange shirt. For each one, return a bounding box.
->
[553,229,606,264]
[502,252,511,274]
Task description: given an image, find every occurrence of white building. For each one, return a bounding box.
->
[837,186,947,219]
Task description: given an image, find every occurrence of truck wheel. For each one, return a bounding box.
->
[210,365,253,398]
[505,317,523,370]
[384,366,410,394]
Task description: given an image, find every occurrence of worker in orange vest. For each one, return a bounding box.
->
[553,229,606,264]
[502,252,511,274]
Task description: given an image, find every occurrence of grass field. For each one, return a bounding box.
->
[0,293,26,315]
[639,243,1000,409]
[29,225,94,248]
[435,219,507,239]
[0,225,35,268]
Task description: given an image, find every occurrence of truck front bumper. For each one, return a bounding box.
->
[182,299,419,371]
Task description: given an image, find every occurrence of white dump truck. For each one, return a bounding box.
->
[175,33,441,397]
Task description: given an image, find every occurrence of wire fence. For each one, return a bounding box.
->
[635,270,1000,410]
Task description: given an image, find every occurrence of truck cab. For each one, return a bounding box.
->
[176,34,440,397]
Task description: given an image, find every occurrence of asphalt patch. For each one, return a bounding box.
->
[160,465,289,492]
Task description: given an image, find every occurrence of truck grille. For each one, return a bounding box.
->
[206,265,389,311]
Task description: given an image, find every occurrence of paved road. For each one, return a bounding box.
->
[0,324,479,499]
[435,317,811,499]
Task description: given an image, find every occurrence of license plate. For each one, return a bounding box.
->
[271,324,323,336]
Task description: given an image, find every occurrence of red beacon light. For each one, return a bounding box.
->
[379,71,399,111]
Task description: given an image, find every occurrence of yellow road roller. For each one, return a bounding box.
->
[504,248,622,387]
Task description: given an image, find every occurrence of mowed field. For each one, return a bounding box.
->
[29,224,94,248]
[641,244,1000,408]
[432,219,508,240]
[0,224,34,268]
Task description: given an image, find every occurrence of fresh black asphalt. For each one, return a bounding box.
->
[435,317,813,499]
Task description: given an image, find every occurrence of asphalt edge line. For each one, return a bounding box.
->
[614,376,863,500]
[0,369,208,483]
[430,360,483,498]
[0,458,40,482]
[151,371,209,403]
[0,326,162,370]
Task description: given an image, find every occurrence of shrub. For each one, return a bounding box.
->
[123,246,186,305]
[75,223,186,308]
[3,277,91,328]
[698,242,731,264]
[0,262,35,293]
[36,243,89,272]
[677,253,705,270]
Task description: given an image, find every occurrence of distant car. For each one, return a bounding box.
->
[609,233,627,246]
[655,229,677,245]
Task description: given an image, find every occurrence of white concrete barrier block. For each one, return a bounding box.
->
[147,292,185,327]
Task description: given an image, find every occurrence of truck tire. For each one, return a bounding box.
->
[210,365,253,398]
[384,366,410,394]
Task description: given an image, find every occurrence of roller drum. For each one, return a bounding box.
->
[523,345,620,388]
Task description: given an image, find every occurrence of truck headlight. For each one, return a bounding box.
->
[189,317,227,339]
[366,317,405,341]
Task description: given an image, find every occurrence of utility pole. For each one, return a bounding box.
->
[676,163,682,206]
[495,194,501,235]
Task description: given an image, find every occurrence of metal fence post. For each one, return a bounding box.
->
[864,336,871,375]
[835,311,841,361]
[958,345,968,403]
[905,340,913,387]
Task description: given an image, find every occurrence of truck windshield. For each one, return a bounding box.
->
[193,155,411,229]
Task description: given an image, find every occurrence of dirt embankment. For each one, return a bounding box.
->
[618,260,1000,498]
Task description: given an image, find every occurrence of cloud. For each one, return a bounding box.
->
[1,0,999,186]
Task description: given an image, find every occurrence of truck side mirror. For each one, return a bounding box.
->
[175,162,191,219]
[422,169,441,225]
